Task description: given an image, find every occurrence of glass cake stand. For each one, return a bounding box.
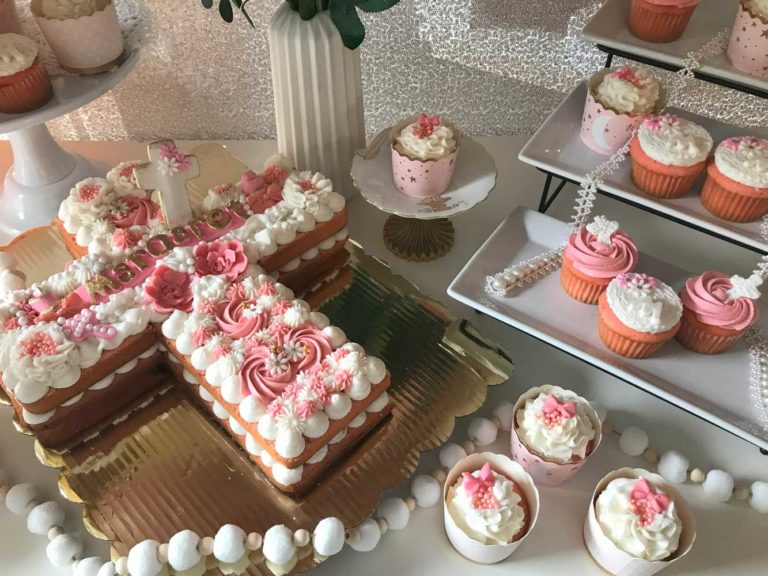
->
[0,49,141,237]
[351,129,497,261]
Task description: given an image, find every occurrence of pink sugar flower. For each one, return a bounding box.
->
[193,240,248,281]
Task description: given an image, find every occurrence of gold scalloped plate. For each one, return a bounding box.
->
[23,241,513,575]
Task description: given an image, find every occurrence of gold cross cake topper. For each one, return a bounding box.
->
[134,140,199,227]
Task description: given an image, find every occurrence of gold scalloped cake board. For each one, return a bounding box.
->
[3,242,512,576]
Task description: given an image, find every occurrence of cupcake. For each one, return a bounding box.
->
[727,1,768,80]
[0,34,54,114]
[581,66,662,156]
[700,136,768,222]
[630,114,712,199]
[585,469,696,576]
[676,272,761,354]
[391,114,460,198]
[31,0,123,74]
[511,385,601,485]
[443,453,539,564]
[561,215,638,304]
[628,0,700,43]
[598,273,682,359]
[0,0,22,34]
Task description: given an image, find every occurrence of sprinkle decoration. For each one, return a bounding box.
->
[630,478,670,527]
[61,309,118,343]
[78,183,103,202]
[541,394,576,428]
[18,332,57,358]
[462,463,499,510]
[414,114,440,139]
[642,114,681,132]
[611,65,644,88]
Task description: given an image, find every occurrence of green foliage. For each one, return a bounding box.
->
[198,0,399,50]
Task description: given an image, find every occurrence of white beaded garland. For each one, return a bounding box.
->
[410,475,441,508]
[467,417,498,447]
[96,561,117,576]
[246,532,263,551]
[492,402,516,431]
[46,533,83,568]
[5,483,37,515]
[27,501,65,535]
[74,557,106,576]
[657,451,689,484]
[114,557,128,575]
[749,481,768,514]
[438,443,467,470]
[347,519,380,553]
[293,529,310,548]
[213,524,247,564]
[263,525,296,565]
[618,427,649,457]
[702,469,734,502]
[167,530,201,571]
[313,517,345,557]
[198,536,214,556]
[127,540,163,576]
[376,497,409,530]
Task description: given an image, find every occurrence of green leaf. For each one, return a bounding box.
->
[330,2,365,49]
[218,0,234,22]
[298,0,318,19]
[354,0,399,12]
[201,0,214,8]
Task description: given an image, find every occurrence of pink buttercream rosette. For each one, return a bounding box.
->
[390,116,461,198]
[580,69,664,156]
[510,385,602,486]
[443,452,540,564]
[727,1,768,80]
[584,468,696,576]
[31,0,123,74]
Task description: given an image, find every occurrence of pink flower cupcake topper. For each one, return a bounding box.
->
[414,114,441,138]
[144,265,194,314]
[611,65,644,87]
[461,463,499,510]
[540,394,576,428]
[630,478,670,526]
[642,114,681,132]
[158,143,192,175]
[193,239,248,281]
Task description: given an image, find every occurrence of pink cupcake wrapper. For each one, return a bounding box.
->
[727,4,768,79]
[584,468,697,576]
[510,385,602,485]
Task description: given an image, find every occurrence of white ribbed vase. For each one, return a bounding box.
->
[269,3,366,198]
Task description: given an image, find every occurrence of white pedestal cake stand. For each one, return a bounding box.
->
[352,129,497,261]
[0,49,140,237]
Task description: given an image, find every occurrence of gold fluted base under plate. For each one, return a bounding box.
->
[383,215,455,261]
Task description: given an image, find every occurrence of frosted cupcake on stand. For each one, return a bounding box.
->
[511,385,602,485]
[391,113,460,198]
[585,468,696,576]
[629,114,713,199]
[0,33,54,113]
[31,0,124,74]
[727,0,768,80]
[443,453,539,564]
[581,66,662,156]
[677,272,761,354]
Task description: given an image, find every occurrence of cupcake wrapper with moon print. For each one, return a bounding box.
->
[727,3,768,80]
[0,58,53,113]
[580,89,644,156]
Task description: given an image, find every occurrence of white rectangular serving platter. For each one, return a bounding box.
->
[447,206,768,450]
[582,0,768,95]
[518,81,768,253]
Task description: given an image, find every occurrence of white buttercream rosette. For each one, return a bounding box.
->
[282,171,345,223]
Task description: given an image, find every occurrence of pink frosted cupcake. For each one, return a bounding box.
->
[391,114,460,198]
[561,215,639,304]
[677,272,761,354]
[0,34,53,114]
[727,1,768,79]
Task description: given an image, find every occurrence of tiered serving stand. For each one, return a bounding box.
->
[0,49,140,237]
[450,0,768,453]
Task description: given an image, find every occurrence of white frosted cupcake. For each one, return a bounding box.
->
[31,0,123,74]
[585,469,696,576]
[0,33,53,113]
[391,114,460,198]
[511,385,601,485]
[443,453,539,564]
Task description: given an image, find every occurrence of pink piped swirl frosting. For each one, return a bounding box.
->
[681,272,758,331]
[111,196,162,228]
[285,326,333,373]
[240,345,296,405]
[564,226,638,279]
[214,297,269,339]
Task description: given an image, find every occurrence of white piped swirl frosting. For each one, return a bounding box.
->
[638,115,712,167]
[605,273,682,334]
[394,116,457,161]
[714,137,768,189]
[40,0,101,20]
[0,34,38,78]
[515,386,596,462]
[596,477,682,562]
[595,66,660,115]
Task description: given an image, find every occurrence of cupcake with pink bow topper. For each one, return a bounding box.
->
[561,215,639,304]
[676,271,761,354]
[629,114,712,199]
[511,385,601,485]
[727,1,768,80]
[391,113,461,198]
[581,66,662,156]
[585,468,696,576]
[701,136,768,222]
[443,452,539,564]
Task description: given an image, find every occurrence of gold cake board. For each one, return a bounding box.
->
[3,238,513,575]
